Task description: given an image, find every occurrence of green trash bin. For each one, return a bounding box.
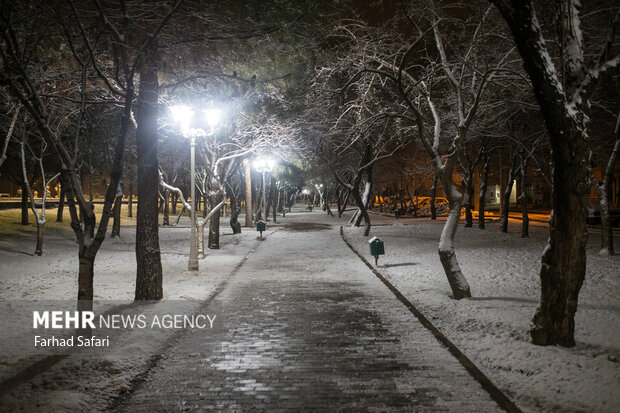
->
[257,220,266,239]
[368,236,384,265]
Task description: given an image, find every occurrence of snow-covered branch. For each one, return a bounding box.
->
[159,171,191,213]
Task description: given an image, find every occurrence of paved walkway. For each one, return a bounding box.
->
[118,214,502,412]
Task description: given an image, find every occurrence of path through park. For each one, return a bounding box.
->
[117,212,505,412]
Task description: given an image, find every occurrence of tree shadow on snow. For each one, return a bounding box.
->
[380,262,418,268]
[0,245,36,256]
[471,296,620,313]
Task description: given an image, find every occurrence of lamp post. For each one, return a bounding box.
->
[253,158,276,221]
[170,105,221,271]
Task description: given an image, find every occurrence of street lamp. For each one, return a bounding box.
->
[170,104,221,271]
[253,158,276,221]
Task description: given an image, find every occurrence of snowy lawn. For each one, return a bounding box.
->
[343,218,619,413]
[0,208,262,412]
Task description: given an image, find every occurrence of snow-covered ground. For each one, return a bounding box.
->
[343,215,620,413]
[0,211,262,412]
[1,206,618,412]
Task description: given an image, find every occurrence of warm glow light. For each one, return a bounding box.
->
[203,108,221,127]
[170,105,194,132]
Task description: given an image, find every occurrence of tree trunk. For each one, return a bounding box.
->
[35,222,43,256]
[56,184,65,222]
[336,188,343,216]
[288,192,294,211]
[111,193,122,238]
[230,206,241,234]
[352,176,372,236]
[532,130,588,346]
[265,179,273,220]
[500,155,518,233]
[491,0,589,347]
[158,192,164,214]
[595,183,614,255]
[464,175,474,227]
[254,180,263,221]
[162,190,170,227]
[351,190,371,236]
[21,182,29,225]
[436,169,472,299]
[519,161,529,238]
[134,43,163,301]
[593,125,619,255]
[208,192,223,249]
[430,174,438,220]
[325,190,334,217]
[243,158,253,227]
[478,152,490,229]
[337,187,350,217]
[438,198,471,299]
[128,182,133,217]
[270,176,277,223]
[77,252,95,302]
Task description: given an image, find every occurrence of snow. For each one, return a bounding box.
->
[0,214,261,412]
[1,207,618,412]
[342,216,620,413]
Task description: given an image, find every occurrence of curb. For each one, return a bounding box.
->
[339,226,522,413]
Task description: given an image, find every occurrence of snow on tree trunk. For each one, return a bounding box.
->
[438,193,471,299]
[352,178,372,236]
[491,0,594,347]
[135,42,163,301]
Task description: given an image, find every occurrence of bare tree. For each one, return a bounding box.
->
[490,0,620,346]
[589,111,620,255]
[324,2,515,298]
[19,131,59,255]
[0,104,19,172]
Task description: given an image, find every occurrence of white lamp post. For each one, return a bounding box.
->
[253,158,276,221]
[170,105,221,271]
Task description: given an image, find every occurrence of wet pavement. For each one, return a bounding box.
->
[117,211,502,412]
